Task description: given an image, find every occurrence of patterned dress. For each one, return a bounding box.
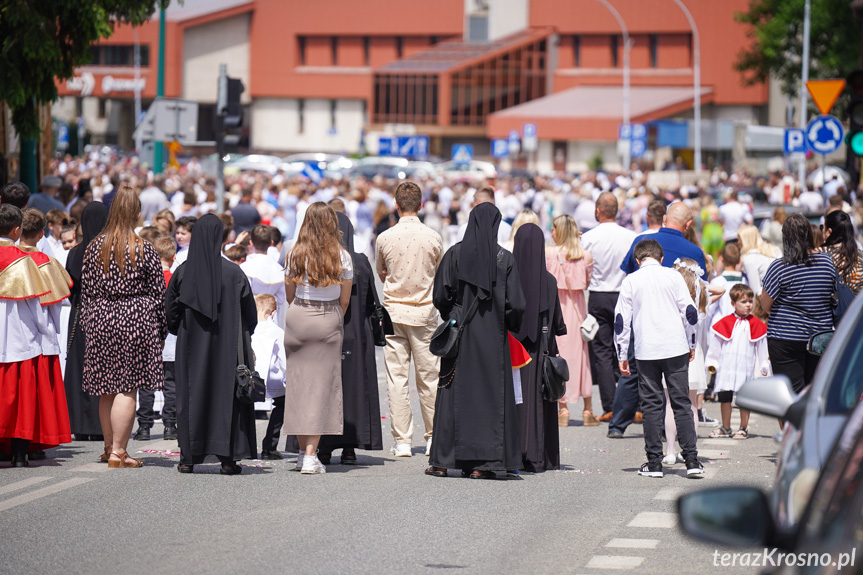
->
[80,237,167,395]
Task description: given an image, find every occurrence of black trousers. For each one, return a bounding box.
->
[767,339,822,394]
[588,291,621,413]
[137,362,176,427]
[636,353,698,464]
[262,395,286,452]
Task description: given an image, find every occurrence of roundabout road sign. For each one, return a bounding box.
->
[806,114,844,155]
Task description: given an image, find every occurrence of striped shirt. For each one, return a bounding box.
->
[762,252,837,341]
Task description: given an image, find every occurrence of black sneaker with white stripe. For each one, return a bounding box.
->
[638,461,663,478]
[685,458,705,477]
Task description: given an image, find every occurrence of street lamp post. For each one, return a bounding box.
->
[672,0,701,173]
[799,0,811,190]
[594,0,632,174]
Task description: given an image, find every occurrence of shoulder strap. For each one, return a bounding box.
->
[237,303,245,367]
[461,293,480,326]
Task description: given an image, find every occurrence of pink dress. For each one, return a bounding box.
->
[545,246,593,404]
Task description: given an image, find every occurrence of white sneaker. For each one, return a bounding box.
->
[425,438,432,456]
[295,450,305,471]
[390,444,412,457]
[300,456,326,474]
[662,453,677,466]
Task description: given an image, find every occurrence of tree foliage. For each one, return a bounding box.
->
[735,0,861,99]
[0,0,171,138]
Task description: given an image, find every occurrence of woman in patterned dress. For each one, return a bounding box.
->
[80,186,167,468]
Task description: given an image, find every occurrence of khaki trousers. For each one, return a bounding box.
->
[384,320,440,444]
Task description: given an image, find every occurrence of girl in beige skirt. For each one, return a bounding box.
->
[284,202,353,474]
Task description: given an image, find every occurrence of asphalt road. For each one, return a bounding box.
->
[0,350,777,575]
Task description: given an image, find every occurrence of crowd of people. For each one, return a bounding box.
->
[0,150,860,479]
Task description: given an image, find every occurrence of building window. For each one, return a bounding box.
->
[573,35,580,67]
[97,98,107,119]
[649,34,658,68]
[75,97,83,117]
[87,44,149,66]
[331,37,338,66]
[363,36,371,66]
[298,99,305,134]
[610,35,619,67]
[396,36,404,59]
[298,36,306,66]
[330,99,337,130]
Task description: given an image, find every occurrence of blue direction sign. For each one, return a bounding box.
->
[57,123,70,151]
[508,130,520,154]
[784,128,806,154]
[806,115,844,155]
[618,124,631,140]
[378,136,396,156]
[397,135,429,158]
[631,123,647,141]
[522,123,537,152]
[491,138,509,158]
[452,144,474,164]
[631,139,646,158]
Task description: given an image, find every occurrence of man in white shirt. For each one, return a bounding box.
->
[455,187,511,244]
[718,190,753,241]
[139,174,170,226]
[798,187,824,213]
[614,239,703,478]
[240,225,287,328]
[580,192,636,420]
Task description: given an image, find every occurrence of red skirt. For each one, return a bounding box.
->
[0,355,72,451]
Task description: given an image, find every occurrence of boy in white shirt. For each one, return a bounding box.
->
[614,239,703,478]
[252,294,287,460]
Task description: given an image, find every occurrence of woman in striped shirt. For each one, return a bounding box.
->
[760,213,837,394]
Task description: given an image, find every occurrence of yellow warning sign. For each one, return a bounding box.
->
[806,79,846,115]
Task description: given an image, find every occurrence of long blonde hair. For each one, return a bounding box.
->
[673,258,708,314]
[92,185,144,275]
[287,202,343,287]
[508,209,540,242]
[552,215,584,261]
[738,224,780,258]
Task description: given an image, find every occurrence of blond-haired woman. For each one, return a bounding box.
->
[545,215,594,427]
[738,224,779,297]
[501,209,540,252]
[284,202,353,474]
[80,186,167,468]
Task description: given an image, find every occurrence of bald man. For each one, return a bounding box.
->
[620,202,706,278]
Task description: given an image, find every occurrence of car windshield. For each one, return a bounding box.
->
[825,315,863,414]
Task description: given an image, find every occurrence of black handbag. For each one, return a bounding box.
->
[370,305,394,347]
[540,315,569,402]
[235,310,266,405]
[430,295,479,358]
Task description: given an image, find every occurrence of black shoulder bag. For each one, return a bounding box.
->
[540,314,569,402]
[235,310,266,405]
[370,305,395,347]
[430,294,480,359]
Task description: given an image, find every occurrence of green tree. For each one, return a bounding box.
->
[0,0,171,138]
[735,0,861,99]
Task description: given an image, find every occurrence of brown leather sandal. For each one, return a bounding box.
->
[107,451,143,468]
[99,447,111,463]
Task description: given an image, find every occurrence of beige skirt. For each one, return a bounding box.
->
[283,298,344,435]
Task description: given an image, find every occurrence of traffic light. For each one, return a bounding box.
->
[216,70,244,147]
[845,70,863,185]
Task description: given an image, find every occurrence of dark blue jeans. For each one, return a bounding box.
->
[137,362,176,427]
[608,338,639,434]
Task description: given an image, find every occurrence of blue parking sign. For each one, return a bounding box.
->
[491,139,509,158]
[783,128,806,155]
[378,136,396,156]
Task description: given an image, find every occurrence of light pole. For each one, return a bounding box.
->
[593,0,632,174]
[799,0,811,190]
[154,5,166,174]
[672,0,701,172]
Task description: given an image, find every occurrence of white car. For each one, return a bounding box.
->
[440,160,497,182]
[226,154,285,175]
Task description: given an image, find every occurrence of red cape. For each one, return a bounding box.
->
[712,313,767,342]
[508,333,532,369]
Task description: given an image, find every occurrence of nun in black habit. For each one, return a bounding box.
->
[427,202,526,479]
[512,223,566,472]
[65,202,110,440]
[165,214,258,474]
[317,213,384,463]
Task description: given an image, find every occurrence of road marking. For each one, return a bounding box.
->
[654,486,683,500]
[0,476,52,496]
[71,462,111,473]
[585,555,645,569]
[605,538,660,549]
[0,478,94,512]
[134,439,178,453]
[698,449,730,459]
[702,438,735,445]
[627,512,677,528]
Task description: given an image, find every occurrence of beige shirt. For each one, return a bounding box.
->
[375,216,443,326]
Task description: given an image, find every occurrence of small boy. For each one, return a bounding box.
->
[45,209,69,257]
[705,284,769,440]
[615,239,703,478]
[60,222,78,251]
[171,216,196,272]
[224,244,248,265]
[134,237,179,441]
[252,294,287,460]
[708,242,746,326]
[138,225,164,246]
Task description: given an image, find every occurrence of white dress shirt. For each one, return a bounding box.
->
[241,253,287,326]
[581,222,637,292]
[251,318,287,399]
[0,298,44,363]
[614,259,698,361]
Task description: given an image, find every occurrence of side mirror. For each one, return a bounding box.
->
[736,375,797,419]
[807,330,834,356]
[678,487,774,547]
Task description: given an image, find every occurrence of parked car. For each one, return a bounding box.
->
[678,395,863,574]
[350,157,410,179]
[282,153,353,178]
[226,154,286,175]
[439,160,497,182]
[734,291,863,529]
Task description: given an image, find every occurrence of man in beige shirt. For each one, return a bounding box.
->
[376,181,443,457]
